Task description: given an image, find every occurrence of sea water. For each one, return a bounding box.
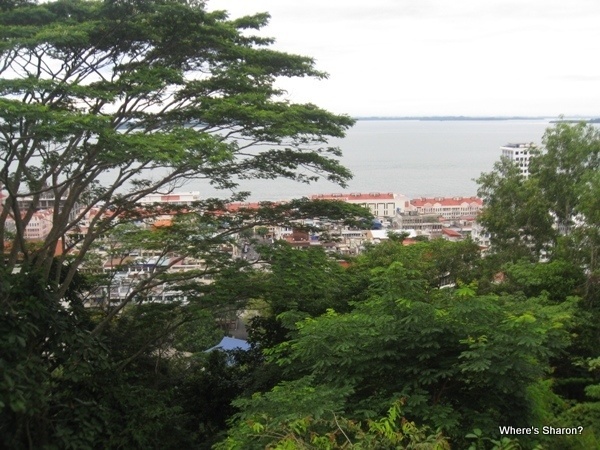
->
[186,119,553,201]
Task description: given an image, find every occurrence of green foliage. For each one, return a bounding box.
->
[552,357,600,448]
[466,428,529,450]
[0,268,111,449]
[0,2,364,447]
[245,241,362,350]
[500,259,585,301]
[533,122,600,228]
[352,238,483,294]
[477,122,600,294]
[229,241,575,448]
[0,0,355,295]
[476,158,555,259]
[218,399,450,450]
[475,124,600,448]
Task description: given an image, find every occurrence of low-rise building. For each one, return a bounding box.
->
[409,196,483,219]
[441,227,464,242]
[311,192,410,218]
[17,189,81,222]
[137,191,201,206]
[393,214,443,237]
[471,221,491,250]
[5,209,55,240]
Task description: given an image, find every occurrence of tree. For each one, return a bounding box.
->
[225,259,574,448]
[477,122,600,279]
[351,238,483,294]
[0,0,354,300]
[533,122,600,233]
[476,157,555,260]
[474,122,600,447]
[0,1,361,447]
[218,397,450,450]
[0,0,33,11]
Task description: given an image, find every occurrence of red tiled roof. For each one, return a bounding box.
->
[442,228,463,237]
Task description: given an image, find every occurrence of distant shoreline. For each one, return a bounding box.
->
[354,116,599,122]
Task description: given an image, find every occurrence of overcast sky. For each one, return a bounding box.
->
[207,0,600,117]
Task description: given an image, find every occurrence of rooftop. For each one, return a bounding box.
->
[410,196,483,207]
[311,192,396,201]
[501,143,536,149]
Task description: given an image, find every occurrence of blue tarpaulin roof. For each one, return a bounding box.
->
[206,336,250,352]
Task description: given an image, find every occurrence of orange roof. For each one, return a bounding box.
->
[442,228,463,237]
[152,219,172,228]
[226,202,262,212]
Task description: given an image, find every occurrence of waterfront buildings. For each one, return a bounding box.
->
[311,192,410,218]
[408,196,483,219]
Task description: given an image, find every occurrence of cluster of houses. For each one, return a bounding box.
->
[68,191,487,306]
[9,141,543,307]
[2,142,540,267]
[1,183,497,311]
[2,188,490,258]
[0,143,538,349]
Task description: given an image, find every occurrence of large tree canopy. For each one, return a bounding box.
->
[0,0,354,294]
[477,123,600,275]
[0,2,364,447]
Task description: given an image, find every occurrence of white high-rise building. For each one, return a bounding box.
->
[500,143,536,177]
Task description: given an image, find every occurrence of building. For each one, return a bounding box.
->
[137,191,201,206]
[500,143,537,177]
[441,227,464,242]
[393,214,443,237]
[16,189,81,222]
[311,192,410,218]
[471,221,491,250]
[8,209,54,240]
[409,197,483,220]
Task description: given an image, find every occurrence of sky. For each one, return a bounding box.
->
[207,0,600,118]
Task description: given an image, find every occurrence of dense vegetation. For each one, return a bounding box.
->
[1,1,599,449]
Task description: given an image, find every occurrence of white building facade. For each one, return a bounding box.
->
[137,191,201,206]
[500,143,537,177]
[311,192,410,218]
[409,197,483,220]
